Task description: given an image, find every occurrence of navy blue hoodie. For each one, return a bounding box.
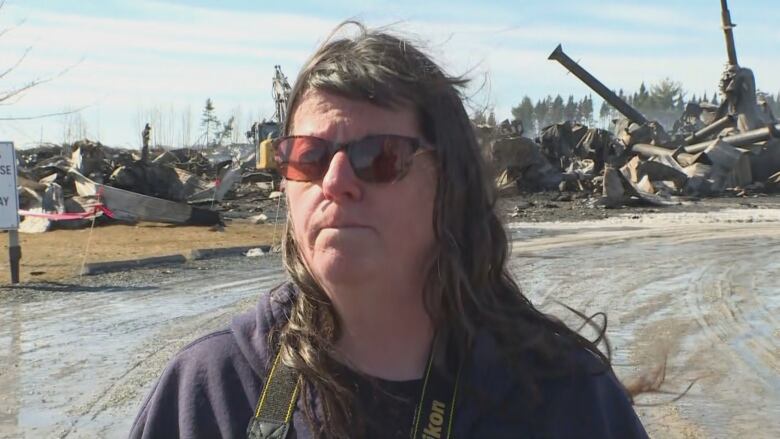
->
[130,283,648,438]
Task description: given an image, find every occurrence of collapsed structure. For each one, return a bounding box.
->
[484,0,780,207]
[14,66,296,234]
[15,140,279,233]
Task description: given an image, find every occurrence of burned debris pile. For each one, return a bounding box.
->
[484,2,779,209]
[15,140,280,233]
[483,97,779,210]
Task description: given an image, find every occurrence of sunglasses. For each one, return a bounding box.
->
[273,134,431,183]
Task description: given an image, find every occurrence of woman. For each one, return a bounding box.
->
[131,22,648,438]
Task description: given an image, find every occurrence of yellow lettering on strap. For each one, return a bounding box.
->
[423,399,446,438]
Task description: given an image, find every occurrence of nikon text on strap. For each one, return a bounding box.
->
[410,347,462,439]
[246,342,462,439]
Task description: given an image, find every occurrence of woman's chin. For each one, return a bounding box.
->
[311,252,378,286]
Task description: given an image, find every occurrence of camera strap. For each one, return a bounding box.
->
[247,342,462,439]
[246,351,300,439]
[410,346,462,439]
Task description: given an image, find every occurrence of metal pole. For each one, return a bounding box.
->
[685,115,734,144]
[721,0,739,66]
[631,143,698,165]
[631,143,676,158]
[8,229,21,284]
[548,44,648,125]
[683,122,780,154]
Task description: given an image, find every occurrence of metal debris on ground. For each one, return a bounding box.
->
[14,139,282,233]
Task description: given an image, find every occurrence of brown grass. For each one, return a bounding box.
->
[0,220,283,284]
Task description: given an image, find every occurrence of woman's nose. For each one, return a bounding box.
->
[321,150,363,202]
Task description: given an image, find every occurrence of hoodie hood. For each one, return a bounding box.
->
[229,281,297,378]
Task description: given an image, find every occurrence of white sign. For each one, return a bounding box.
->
[0,141,20,230]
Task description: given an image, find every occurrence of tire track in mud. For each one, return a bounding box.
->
[683,258,779,390]
[507,215,780,439]
[674,242,779,438]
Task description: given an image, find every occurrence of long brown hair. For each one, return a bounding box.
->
[275,22,611,438]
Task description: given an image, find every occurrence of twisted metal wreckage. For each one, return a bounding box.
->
[15,140,276,233]
[483,0,780,207]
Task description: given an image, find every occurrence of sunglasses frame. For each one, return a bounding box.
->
[273,134,431,183]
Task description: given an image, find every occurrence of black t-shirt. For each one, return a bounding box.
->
[349,371,421,438]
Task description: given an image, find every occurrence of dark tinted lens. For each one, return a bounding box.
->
[275,137,330,181]
[350,136,416,183]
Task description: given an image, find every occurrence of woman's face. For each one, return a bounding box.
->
[285,90,438,291]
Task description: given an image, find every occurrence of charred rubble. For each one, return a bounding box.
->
[482,1,779,209]
[15,140,281,233]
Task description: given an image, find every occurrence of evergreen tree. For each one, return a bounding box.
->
[675,94,686,111]
[580,95,594,125]
[599,100,610,123]
[564,95,577,121]
[511,96,535,133]
[201,98,220,148]
[549,94,565,124]
[534,98,550,129]
[216,116,235,146]
[649,78,683,110]
[636,82,650,109]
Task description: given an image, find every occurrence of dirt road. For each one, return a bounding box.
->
[508,208,780,439]
[1,207,778,438]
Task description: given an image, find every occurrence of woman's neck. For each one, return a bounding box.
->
[327,280,434,381]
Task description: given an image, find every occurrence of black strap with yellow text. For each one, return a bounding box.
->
[409,347,462,439]
[246,341,462,439]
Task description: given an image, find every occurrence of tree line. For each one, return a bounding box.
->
[505,78,780,135]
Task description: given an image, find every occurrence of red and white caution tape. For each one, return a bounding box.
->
[18,204,116,221]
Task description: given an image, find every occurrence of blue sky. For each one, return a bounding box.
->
[1,0,778,149]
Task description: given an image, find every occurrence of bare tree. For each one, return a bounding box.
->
[200,98,220,148]
[180,104,192,148]
[61,109,88,144]
[0,1,85,122]
[230,105,243,144]
[164,103,175,148]
[151,106,162,147]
